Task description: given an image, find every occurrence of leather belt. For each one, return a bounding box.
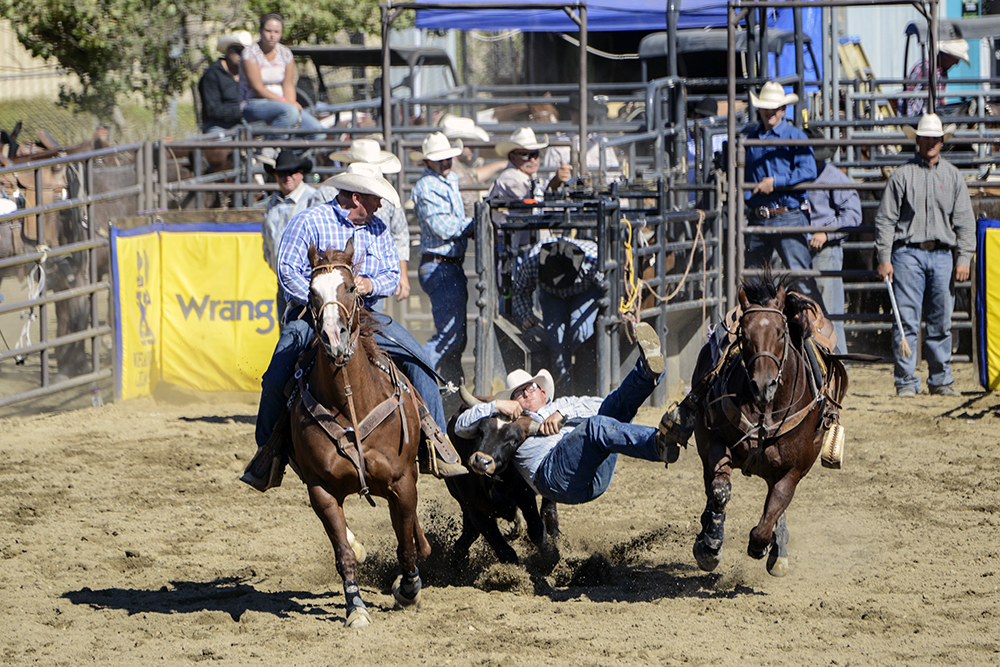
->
[752,206,792,220]
[906,240,949,252]
[421,253,463,266]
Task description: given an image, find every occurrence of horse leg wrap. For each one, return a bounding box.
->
[343,580,371,628]
[392,568,422,608]
[698,507,726,553]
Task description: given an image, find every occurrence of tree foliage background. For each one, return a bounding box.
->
[0,0,388,121]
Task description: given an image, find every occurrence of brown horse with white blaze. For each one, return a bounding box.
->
[289,243,428,628]
[690,273,847,577]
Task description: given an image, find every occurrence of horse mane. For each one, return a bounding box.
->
[739,267,813,347]
[739,265,783,307]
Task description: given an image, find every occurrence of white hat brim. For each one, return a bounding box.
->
[493,369,555,402]
[322,172,400,209]
[902,123,957,142]
[327,149,402,174]
[495,135,549,158]
[409,141,464,163]
[749,91,799,110]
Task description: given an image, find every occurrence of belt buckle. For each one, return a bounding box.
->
[918,241,935,251]
[755,206,771,220]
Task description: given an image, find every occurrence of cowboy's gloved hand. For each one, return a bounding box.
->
[520,315,541,331]
[356,276,373,296]
[494,399,522,419]
[540,411,564,436]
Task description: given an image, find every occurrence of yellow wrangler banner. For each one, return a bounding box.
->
[975,219,1000,390]
[112,223,278,399]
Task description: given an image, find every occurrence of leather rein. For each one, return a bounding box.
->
[297,261,414,506]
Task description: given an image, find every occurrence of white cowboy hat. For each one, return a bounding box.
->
[749,81,799,110]
[409,132,463,162]
[901,113,957,142]
[440,114,490,143]
[323,162,400,209]
[327,138,402,174]
[938,39,970,64]
[495,127,549,159]
[216,30,253,55]
[493,368,555,403]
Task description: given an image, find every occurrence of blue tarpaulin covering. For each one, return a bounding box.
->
[414,0,732,32]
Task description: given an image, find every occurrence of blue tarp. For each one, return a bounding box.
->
[414,0,731,32]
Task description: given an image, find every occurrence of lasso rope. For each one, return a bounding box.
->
[14,250,47,363]
[618,209,709,338]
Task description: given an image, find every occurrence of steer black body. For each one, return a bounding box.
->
[445,410,558,564]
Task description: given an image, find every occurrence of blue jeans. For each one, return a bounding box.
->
[242,98,325,142]
[418,260,468,385]
[533,361,661,505]
[538,285,602,381]
[811,242,847,354]
[891,245,954,392]
[745,209,823,305]
[255,311,446,447]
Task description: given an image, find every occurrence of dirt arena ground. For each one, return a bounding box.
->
[1,362,998,666]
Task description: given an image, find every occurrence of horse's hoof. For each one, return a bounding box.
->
[345,607,372,628]
[693,539,722,572]
[766,555,789,577]
[392,575,421,608]
[747,542,769,561]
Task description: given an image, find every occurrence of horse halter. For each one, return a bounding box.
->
[310,262,362,365]
[738,306,789,383]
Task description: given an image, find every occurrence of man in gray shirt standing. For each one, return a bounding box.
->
[875,113,976,397]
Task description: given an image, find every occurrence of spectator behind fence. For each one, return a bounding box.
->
[239,13,324,158]
[262,150,336,321]
[744,81,821,304]
[899,39,969,117]
[440,114,506,217]
[410,132,472,386]
[453,323,678,506]
[875,113,975,398]
[541,92,622,184]
[199,30,252,134]
[805,129,862,355]
[325,138,410,307]
[513,237,602,393]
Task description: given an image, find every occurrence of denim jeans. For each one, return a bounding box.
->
[255,311,446,448]
[418,260,468,385]
[811,242,847,354]
[891,245,954,392]
[533,360,661,505]
[242,98,325,142]
[745,209,823,305]
[538,285,602,381]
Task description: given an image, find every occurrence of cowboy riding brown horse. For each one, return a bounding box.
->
[689,273,848,577]
[286,243,429,628]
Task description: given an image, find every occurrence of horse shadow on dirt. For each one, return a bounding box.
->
[940,393,1000,421]
[177,414,256,425]
[60,574,383,624]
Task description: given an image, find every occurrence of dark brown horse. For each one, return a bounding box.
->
[289,244,429,628]
[690,274,847,577]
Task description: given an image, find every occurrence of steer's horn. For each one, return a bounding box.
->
[458,385,483,407]
[527,419,541,436]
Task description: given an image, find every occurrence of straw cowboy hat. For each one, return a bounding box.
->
[495,127,549,159]
[440,114,490,143]
[216,30,252,54]
[264,149,312,175]
[328,138,402,174]
[901,113,957,142]
[494,368,555,402]
[409,132,463,162]
[323,162,401,209]
[749,81,799,110]
[938,39,970,64]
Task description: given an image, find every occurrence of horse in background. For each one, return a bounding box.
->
[690,273,847,577]
[287,243,428,628]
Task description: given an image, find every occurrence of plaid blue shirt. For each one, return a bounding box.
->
[413,168,471,258]
[276,198,400,309]
[512,238,601,323]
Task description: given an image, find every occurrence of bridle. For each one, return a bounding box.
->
[310,261,362,366]
[738,306,789,386]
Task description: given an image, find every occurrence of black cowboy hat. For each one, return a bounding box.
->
[538,239,585,290]
[265,149,313,175]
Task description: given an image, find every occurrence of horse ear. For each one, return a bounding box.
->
[307,244,320,267]
[738,287,749,310]
[343,236,354,259]
[775,284,787,308]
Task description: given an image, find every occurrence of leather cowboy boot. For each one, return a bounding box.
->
[417,403,468,478]
[240,426,289,491]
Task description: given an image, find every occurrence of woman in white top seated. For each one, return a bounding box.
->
[239,13,324,146]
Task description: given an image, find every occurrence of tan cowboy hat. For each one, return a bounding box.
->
[901,113,957,142]
[409,132,463,162]
[939,39,970,64]
[323,162,400,209]
[216,30,252,55]
[749,81,799,110]
[494,369,555,403]
[495,127,549,159]
[440,114,490,143]
[328,138,402,174]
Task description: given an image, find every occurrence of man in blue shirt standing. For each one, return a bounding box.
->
[411,132,471,386]
[744,81,820,302]
[243,162,466,490]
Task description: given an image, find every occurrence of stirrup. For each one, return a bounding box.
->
[820,423,845,470]
[417,404,460,465]
[240,430,287,492]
